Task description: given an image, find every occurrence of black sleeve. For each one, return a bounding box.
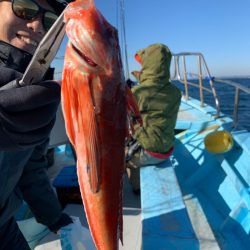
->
[18,139,63,227]
[0,67,61,150]
[0,66,23,88]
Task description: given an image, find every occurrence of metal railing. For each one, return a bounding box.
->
[171,52,250,127]
[214,78,250,127]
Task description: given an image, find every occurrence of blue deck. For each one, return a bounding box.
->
[176,98,218,130]
[140,160,199,250]
[140,98,250,249]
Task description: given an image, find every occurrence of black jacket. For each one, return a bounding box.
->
[0,41,63,228]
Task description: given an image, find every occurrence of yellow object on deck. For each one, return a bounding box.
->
[204,130,234,153]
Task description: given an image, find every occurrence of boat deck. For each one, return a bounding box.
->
[35,169,141,250]
[176,97,221,131]
[31,97,250,250]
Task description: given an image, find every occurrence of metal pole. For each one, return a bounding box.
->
[182,56,189,100]
[233,88,240,128]
[198,55,204,107]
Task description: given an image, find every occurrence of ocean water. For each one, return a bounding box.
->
[173,78,250,131]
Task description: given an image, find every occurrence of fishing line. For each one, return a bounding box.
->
[116,0,124,73]
[119,0,130,80]
[116,0,119,32]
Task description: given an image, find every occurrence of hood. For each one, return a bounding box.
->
[135,43,172,85]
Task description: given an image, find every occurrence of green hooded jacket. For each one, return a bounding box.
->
[132,44,181,153]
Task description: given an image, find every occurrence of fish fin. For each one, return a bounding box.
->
[61,67,76,147]
[63,67,101,193]
[78,77,101,193]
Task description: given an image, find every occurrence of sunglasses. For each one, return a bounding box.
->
[11,0,58,31]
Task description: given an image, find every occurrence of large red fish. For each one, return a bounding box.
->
[61,0,127,249]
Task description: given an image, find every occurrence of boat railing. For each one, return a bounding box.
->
[171,52,220,116]
[171,52,250,127]
[213,78,250,127]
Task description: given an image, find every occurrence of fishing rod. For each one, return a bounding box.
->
[118,0,130,80]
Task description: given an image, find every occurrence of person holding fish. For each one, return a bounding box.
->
[0,0,74,249]
[126,43,182,194]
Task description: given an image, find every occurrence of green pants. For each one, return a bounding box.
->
[126,148,166,191]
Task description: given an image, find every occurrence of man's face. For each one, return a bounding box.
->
[0,0,55,55]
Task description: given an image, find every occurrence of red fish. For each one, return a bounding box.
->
[61,0,126,249]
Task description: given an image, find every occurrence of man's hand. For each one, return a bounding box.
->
[58,217,96,250]
[48,213,73,233]
[131,70,141,81]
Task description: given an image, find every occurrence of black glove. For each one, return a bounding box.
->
[48,213,73,233]
[0,68,61,150]
[126,138,141,162]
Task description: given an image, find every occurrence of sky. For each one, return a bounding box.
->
[53,0,250,78]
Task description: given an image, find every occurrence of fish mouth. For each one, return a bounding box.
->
[71,42,98,68]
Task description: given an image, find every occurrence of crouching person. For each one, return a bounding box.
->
[126,43,181,194]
